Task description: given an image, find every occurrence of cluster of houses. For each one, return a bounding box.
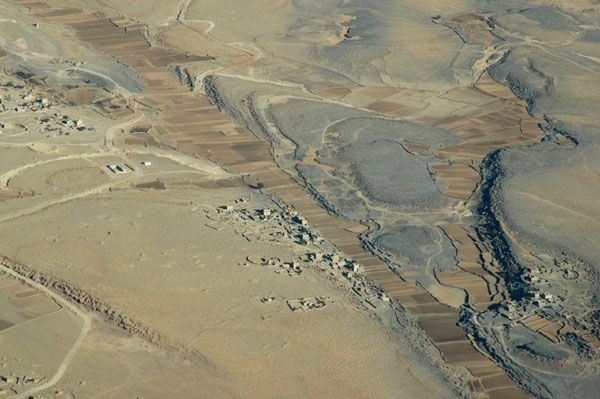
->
[215,203,396,314]
[0,74,90,137]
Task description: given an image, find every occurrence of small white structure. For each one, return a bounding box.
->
[141,161,152,166]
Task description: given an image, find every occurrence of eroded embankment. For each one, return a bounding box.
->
[0,256,211,364]
[476,149,529,300]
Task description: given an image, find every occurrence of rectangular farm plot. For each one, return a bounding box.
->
[102,43,152,57]
[318,228,358,242]
[439,223,472,239]
[36,7,81,18]
[15,2,49,10]
[417,314,466,343]
[229,142,272,162]
[409,302,457,315]
[192,134,258,145]
[481,374,520,391]
[118,48,174,61]
[467,362,506,378]
[360,87,402,99]
[336,243,369,256]
[441,86,497,105]
[520,315,554,332]
[436,270,490,296]
[76,26,129,40]
[366,101,414,115]
[431,163,479,177]
[0,275,61,329]
[475,73,520,100]
[444,190,472,200]
[69,20,116,32]
[537,322,563,343]
[359,257,389,268]
[314,87,351,100]
[437,341,488,363]
[486,387,532,399]
[162,113,224,124]
[520,315,568,344]
[442,178,478,190]
[84,32,146,47]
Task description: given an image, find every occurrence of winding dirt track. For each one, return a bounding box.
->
[0,260,91,399]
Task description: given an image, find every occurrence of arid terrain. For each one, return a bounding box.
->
[0,1,599,398]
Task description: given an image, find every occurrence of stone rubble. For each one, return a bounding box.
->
[210,203,392,313]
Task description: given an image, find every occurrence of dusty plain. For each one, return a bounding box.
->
[0,0,599,398]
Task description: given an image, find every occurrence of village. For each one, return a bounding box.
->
[211,202,393,315]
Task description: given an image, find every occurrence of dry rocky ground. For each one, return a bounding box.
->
[1,0,599,398]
